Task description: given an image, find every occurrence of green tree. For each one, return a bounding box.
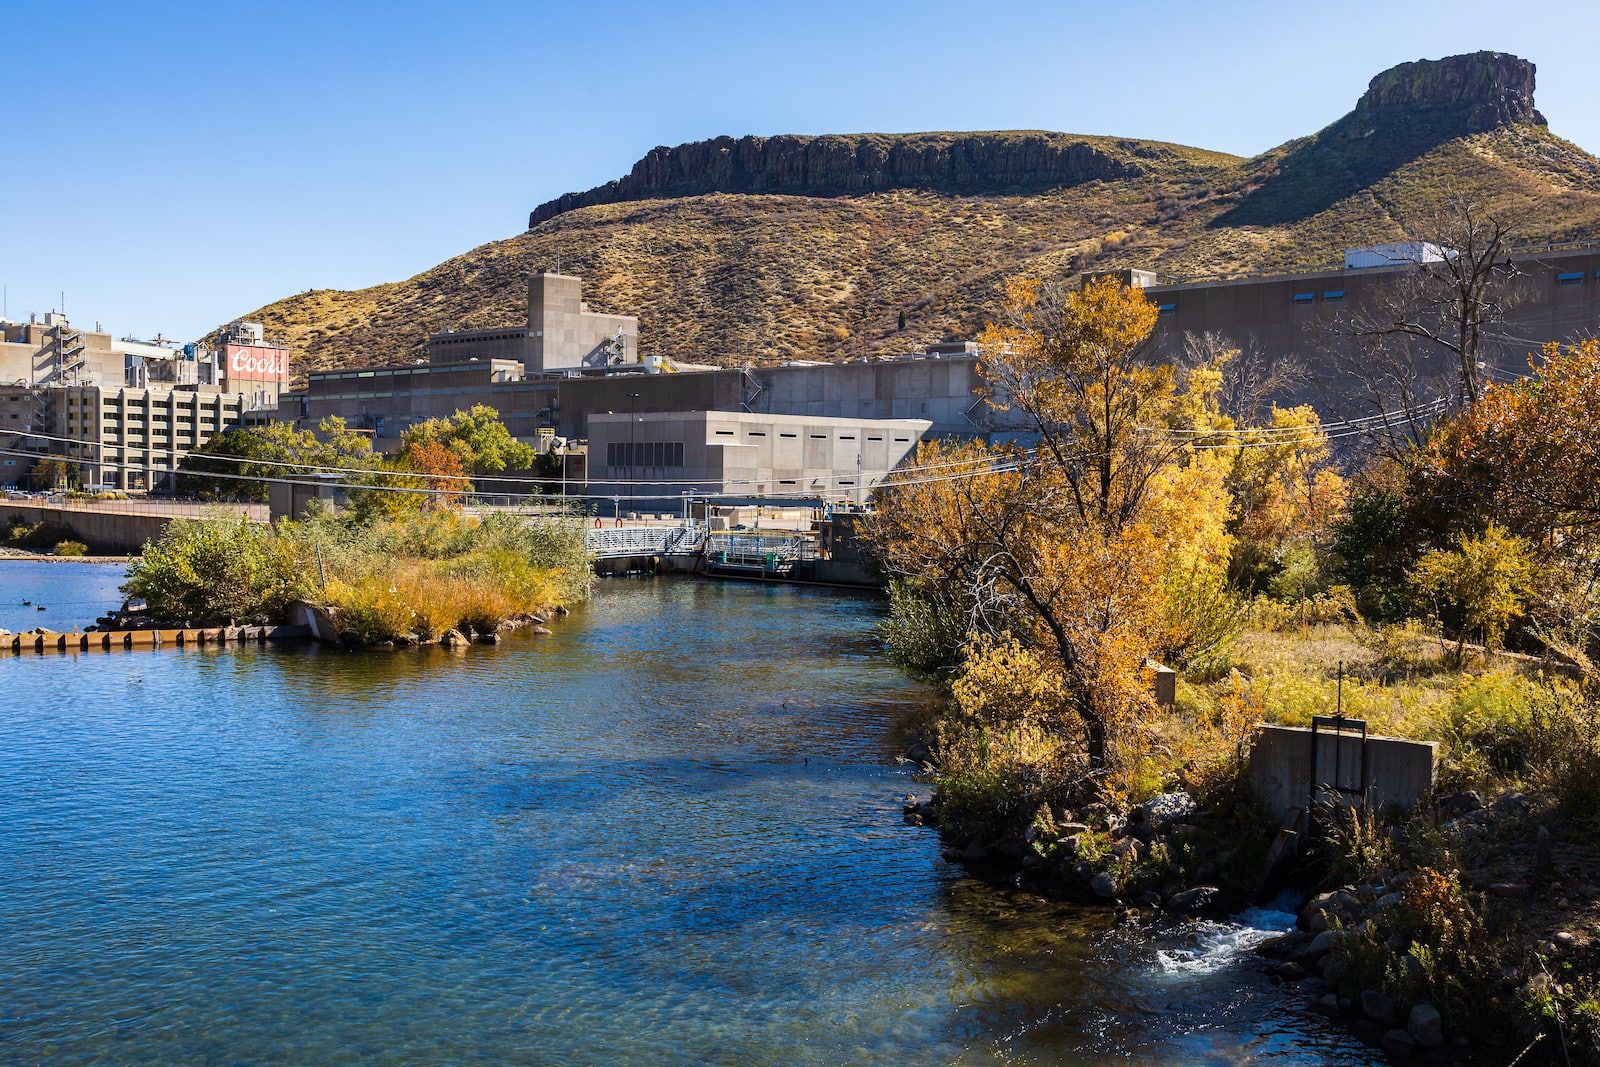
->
[28,457,73,491]
[178,419,375,501]
[401,405,535,476]
[1410,523,1537,662]
[123,516,305,624]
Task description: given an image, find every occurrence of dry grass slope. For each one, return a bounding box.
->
[240,124,1600,382]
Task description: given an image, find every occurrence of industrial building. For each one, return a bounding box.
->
[0,313,286,490]
[585,410,932,512]
[426,271,638,371]
[1136,242,1600,400]
[266,240,1600,505]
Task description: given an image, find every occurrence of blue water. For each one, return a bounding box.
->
[0,560,127,634]
[0,567,1381,1065]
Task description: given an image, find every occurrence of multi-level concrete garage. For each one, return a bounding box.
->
[585,410,931,512]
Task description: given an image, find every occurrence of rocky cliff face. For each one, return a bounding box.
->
[1356,51,1544,130]
[530,132,1148,227]
[1215,51,1549,228]
[531,52,1549,231]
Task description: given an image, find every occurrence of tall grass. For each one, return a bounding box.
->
[125,508,591,639]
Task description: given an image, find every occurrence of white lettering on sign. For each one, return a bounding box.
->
[225,344,289,383]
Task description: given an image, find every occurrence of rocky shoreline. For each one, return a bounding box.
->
[899,747,1590,1065]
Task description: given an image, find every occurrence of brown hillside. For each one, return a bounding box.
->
[239,52,1600,381]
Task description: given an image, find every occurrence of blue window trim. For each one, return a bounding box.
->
[1292,293,1315,302]
[1157,303,1176,313]
[1558,272,1583,283]
[1323,290,1345,300]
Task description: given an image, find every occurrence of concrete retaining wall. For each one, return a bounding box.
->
[1249,724,1437,823]
[0,503,169,554]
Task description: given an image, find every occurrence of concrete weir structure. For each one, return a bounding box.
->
[1249,723,1437,825]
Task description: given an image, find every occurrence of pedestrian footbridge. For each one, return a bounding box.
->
[586,524,705,559]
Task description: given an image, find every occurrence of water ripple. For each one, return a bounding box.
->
[0,576,1380,1065]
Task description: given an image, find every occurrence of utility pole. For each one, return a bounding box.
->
[628,391,640,519]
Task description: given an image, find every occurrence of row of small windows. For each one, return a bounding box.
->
[608,441,684,468]
[712,428,910,442]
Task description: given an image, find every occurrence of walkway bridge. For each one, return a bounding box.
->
[586,524,705,559]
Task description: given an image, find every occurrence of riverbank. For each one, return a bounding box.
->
[0,546,133,563]
[902,621,1600,1064]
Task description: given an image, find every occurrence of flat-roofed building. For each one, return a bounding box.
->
[0,313,259,491]
[427,272,638,372]
[586,410,931,511]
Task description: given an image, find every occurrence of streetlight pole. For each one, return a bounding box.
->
[628,391,640,520]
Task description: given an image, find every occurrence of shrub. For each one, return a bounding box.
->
[881,578,968,678]
[7,519,76,550]
[123,516,306,624]
[52,540,88,557]
[1422,670,1543,788]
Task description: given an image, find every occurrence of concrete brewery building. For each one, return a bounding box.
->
[0,314,288,490]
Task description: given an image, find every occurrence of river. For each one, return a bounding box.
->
[0,562,1381,1065]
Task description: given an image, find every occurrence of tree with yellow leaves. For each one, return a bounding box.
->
[872,277,1233,779]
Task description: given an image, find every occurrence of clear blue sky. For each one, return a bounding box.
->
[4,0,1596,342]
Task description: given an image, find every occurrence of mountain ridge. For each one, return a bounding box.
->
[240,51,1600,380]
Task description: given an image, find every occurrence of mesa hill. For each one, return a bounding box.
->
[242,51,1600,378]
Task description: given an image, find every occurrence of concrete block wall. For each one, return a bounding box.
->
[1249,724,1437,824]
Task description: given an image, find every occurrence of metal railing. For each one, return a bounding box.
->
[586,524,690,557]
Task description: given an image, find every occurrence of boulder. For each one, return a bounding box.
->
[960,841,989,864]
[1090,873,1119,899]
[993,838,1027,859]
[1112,837,1148,864]
[1494,791,1529,814]
[1360,989,1402,1026]
[1382,1028,1416,1057]
[1407,1002,1444,1047]
[1437,790,1483,815]
[1135,791,1197,832]
[1307,930,1341,957]
[440,629,467,648]
[475,631,502,645]
[1166,885,1223,918]
[532,625,553,635]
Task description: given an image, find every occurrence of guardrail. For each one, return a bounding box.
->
[586,524,694,558]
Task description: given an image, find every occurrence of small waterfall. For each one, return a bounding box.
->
[1154,893,1305,976]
